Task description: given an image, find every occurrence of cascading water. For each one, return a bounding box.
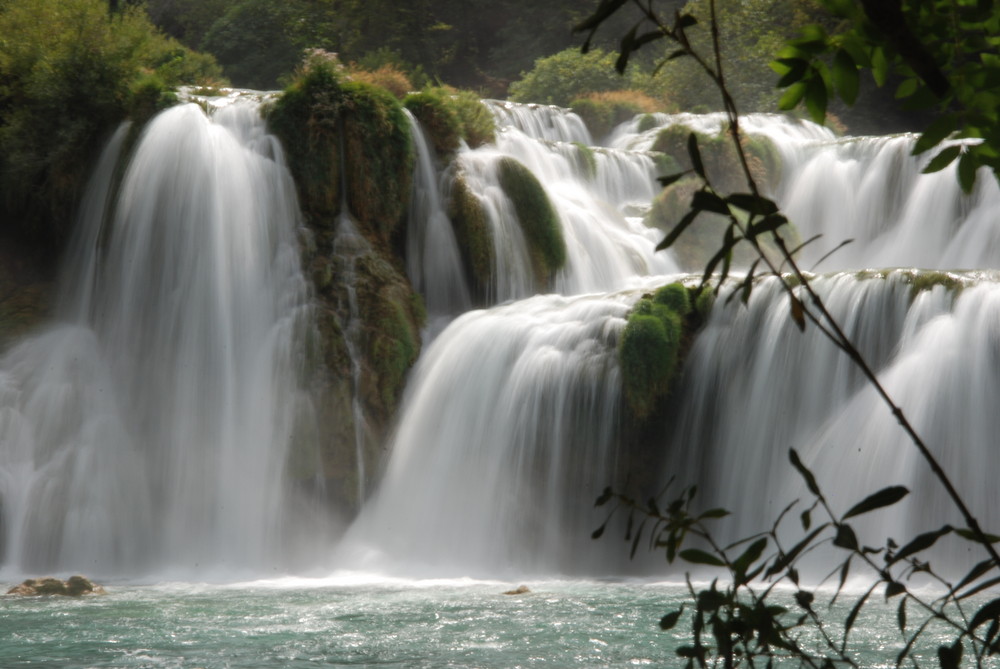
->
[0,99,324,578]
[349,104,1000,579]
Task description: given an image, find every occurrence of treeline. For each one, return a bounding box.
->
[145,0,612,93]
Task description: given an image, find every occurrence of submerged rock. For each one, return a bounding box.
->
[6,575,106,596]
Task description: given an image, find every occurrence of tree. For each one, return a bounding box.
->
[576,0,1000,665]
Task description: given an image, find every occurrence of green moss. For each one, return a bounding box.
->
[448,174,495,296]
[372,299,421,408]
[266,60,346,227]
[693,285,715,319]
[404,89,463,155]
[906,270,966,300]
[572,142,598,181]
[496,156,566,284]
[637,113,659,133]
[449,90,496,148]
[619,312,680,419]
[654,283,692,316]
[341,81,414,246]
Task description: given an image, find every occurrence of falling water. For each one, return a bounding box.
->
[0,100,321,578]
[348,105,1000,578]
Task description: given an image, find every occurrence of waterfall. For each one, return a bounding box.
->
[347,105,1000,578]
[0,100,322,577]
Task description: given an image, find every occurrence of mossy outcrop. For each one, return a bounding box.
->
[448,173,496,299]
[269,55,425,512]
[404,87,496,158]
[267,57,415,251]
[496,157,566,286]
[618,282,703,421]
[7,576,105,596]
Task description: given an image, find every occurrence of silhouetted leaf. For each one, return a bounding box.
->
[789,449,820,496]
[804,76,828,123]
[922,145,962,173]
[778,82,807,110]
[794,589,814,611]
[657,209,700,251]
[733,537,768,583]
[897,596,907,633]
[800,508,811,531]
[912,115,956,155]
[675,14,697,30]
[885,581,906,598]
[842,585,874,649]
[592,523,606,540]
[888,525,952,564]
[660,606,684,630]
[842,485,909,520]
[699,508,730,520]
[958,151,977,193]
[970,598,1000,631]
[595,486,613,506]
[790,295,806,331]
[955,527,1000,543]
[832,49,859,105]
[688,133,705,178]
[680,549,726,567]
[938,638,963,669]
[953,559,996,594]
[834,524,858,551]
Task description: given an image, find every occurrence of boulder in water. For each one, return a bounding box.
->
[6,576,106,596]
[502,585,531,595]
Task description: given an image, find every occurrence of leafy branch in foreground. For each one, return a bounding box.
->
[575,0,1000,665]
[595,450,1000,668]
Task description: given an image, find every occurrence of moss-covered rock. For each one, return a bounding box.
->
[404,87,496,156]
[496,156,566,286]
[448,173,495,297]
[569,90,662,141]
[405,89,463,155]
[341,81,414,248]
[618,282,707,421]
[266,59,345,228]
[572,142,598,181]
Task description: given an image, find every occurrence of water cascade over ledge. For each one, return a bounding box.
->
[2,95,1000,582]
[0,100,323,578]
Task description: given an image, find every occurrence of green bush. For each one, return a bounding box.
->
[619,311,679,420]
[341,80,414,246]
[508,48,633,107]
[570,90,663,140]
[653,283,692,316]
[0,0,223,249]
[268,58,414,246]
[404,89,463,155]
[618,284,691,420]
[496,157,566,284]
[449,89,496,148]
[266,57,346,227]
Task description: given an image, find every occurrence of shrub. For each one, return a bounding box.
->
[348,64,413,100]
[266,57,346,227]
[570,90,665,140]
[496,157,566,284]
[404,89,463,155]
[449,89,496,148]
[618,284,692,419]
[508,48,632,107]
[0,0,222,249]
[653,283,692,316]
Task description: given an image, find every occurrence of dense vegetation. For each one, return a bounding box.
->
[0,0,222,251]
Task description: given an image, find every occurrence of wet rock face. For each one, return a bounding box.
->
[7,575,106,596]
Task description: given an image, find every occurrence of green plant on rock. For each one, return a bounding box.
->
[266,56,346,227]
[447,173,495,298]
[341,80,414,247]
[449,89,496,148]
[404,89,463,155]
[496,156,567,286]
[572,142,598,181]
[618,283,690,420]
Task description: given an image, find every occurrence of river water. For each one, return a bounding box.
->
[0,577,966,668]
